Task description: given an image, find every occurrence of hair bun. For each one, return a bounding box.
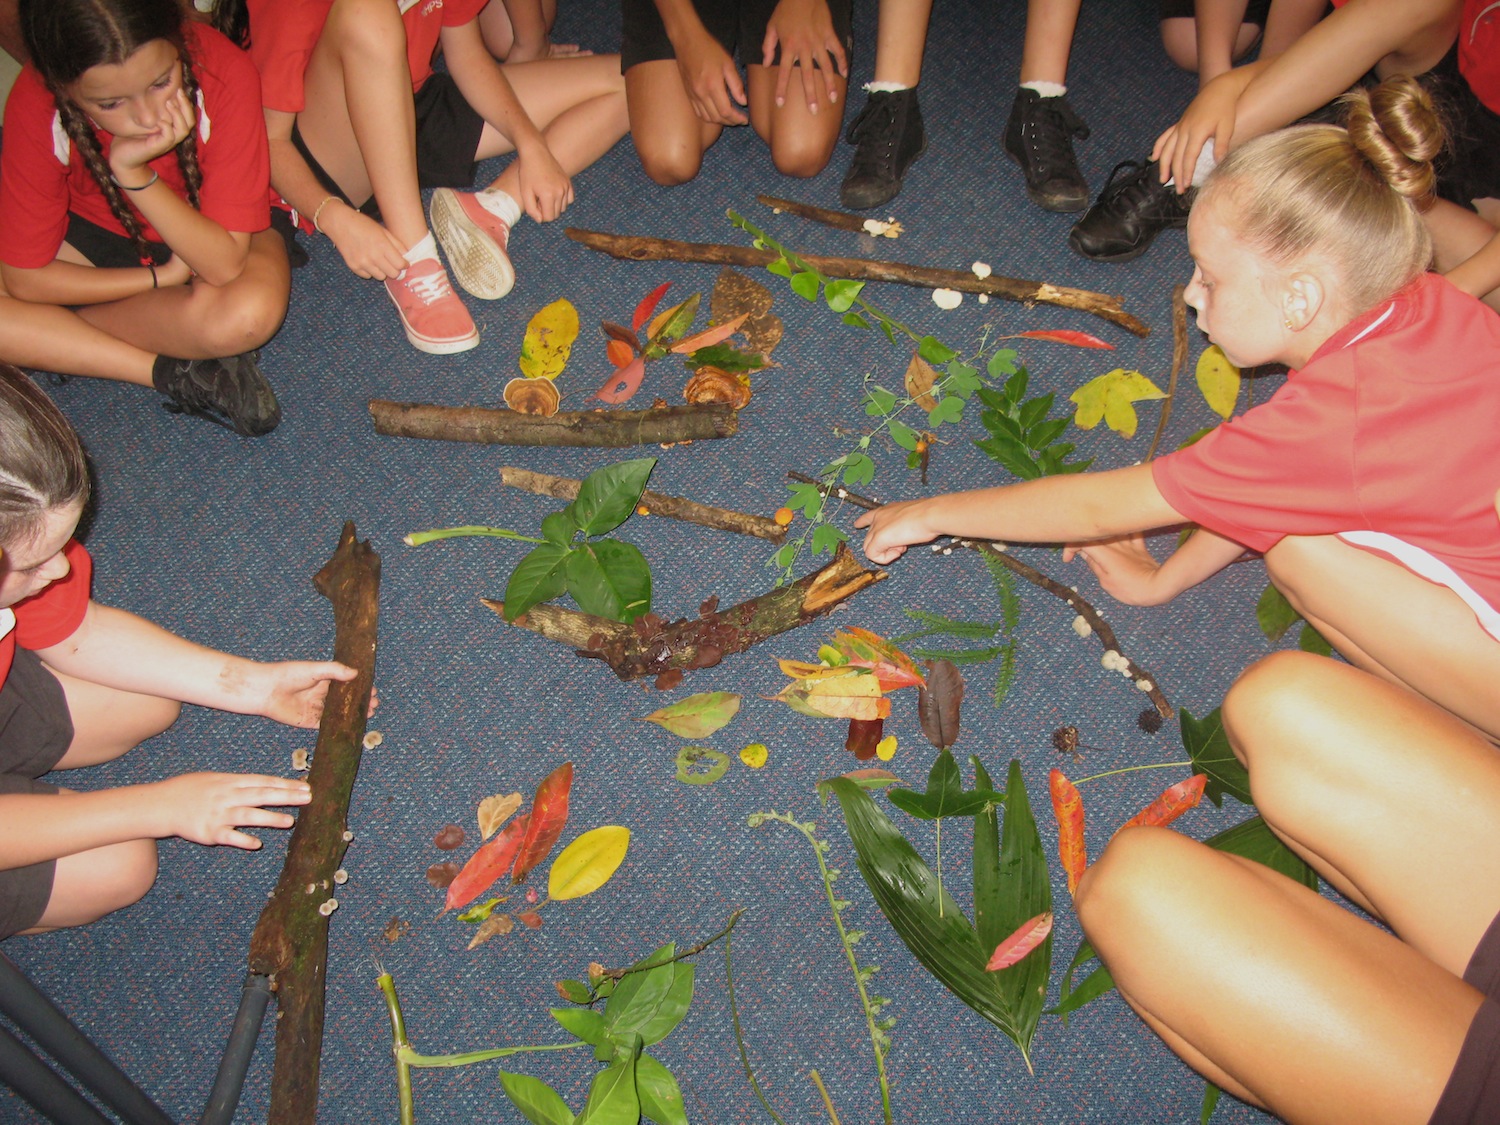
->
[1342,75,1444,205]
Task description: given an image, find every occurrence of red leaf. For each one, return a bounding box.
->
[511,762,573,884]
[668,312,749,355]
[606,339,635,368]
[1119,774,1207,832]
[594,354,647,404]
[1014,329,1115,350]
[1049,769,1087,897]
[845,717,884,760]
[986,912,1053,970]
[632,283,672,333]
[444,813,530,913]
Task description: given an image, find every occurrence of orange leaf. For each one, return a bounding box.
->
[668,312,749,354]
[511,762,573,884]
[986,912,1053,971]
[606,339,635,368]
[632,282,671,333]
[1049,769,1087,897]
[445,813,531,913]
[594,354,647,404]
[833,627,926,690]
[1118,774,1207,833]
[1014,329,1115,350]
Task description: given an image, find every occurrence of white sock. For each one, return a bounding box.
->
[476,188,522,227]
[404,231,439,264]
[1021,81,1067,98]
[865,81,912,93]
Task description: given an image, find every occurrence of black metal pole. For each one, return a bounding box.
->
[198,973,271,1125]
[0,1022,110,1125]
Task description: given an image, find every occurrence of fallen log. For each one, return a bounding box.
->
[370,400,738,447]
[499,466,785,542]
[565,228,1150,337]
[247,522,381,1125]
[482,544,885,683]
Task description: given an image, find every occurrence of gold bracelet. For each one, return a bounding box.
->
[310,195,340,234]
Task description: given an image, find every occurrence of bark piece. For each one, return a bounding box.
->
[481,544,886,681]
[247,522,380,1125]
[499,466,785,542]
[565,228,1150,337]
[370,400,738,447]
[1145,284,1190,463]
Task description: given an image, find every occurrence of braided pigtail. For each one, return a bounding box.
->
[174,52,204,212]
[52,92,155,265]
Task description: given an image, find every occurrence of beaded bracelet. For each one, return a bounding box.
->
[111,170,158,192]
[311,195,340,234]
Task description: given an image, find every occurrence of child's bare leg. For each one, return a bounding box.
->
[297,0,428,248]
[23,819,157,933]
[479,55,629,182]
[1264,535,1500,738]
[746,64,846,177]
[0,290,155,385]
[1019,0,1083,84]
[47,667,181,771]
[625,59,723,185]
[869,0,931,86]
[72,230,290,361]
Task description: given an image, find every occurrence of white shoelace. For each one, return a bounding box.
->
[404,268,455,305]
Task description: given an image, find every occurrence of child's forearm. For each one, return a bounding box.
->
[0,787,166,869]
[442,22,548,153]
[1444,229,1500,305]
[1152,527,1250,598]
[0,259,160,306]
[124,185,250,286]
[924,465,1182,544]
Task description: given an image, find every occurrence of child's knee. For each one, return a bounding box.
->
[46,839,158,929]
[1223,651,1323,771]
[770,131,837,179]
[197,289,287,356]
[1076,828,1203,953]
[636,140,704,187]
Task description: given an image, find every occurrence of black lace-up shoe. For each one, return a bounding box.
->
[1003,88,1091,212]
[1068,159,1192,262]
[151,351,282,436]
[839,88,928,210]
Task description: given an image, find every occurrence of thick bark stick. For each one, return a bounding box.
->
[482,544,885,681]
[499,466,786,542]
[247,523,380,1125]
[565,228,1150,337]
[370,400,738,447]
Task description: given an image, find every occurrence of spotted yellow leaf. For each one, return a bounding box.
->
[518,298,579,381]
[1070,368,1167,439]
[739,743,769,768]
[1195,345,1241,420]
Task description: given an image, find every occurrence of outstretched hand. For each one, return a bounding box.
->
[253,660,371,728]
[1063,534,1171,606]
[150,772,311,850]
[854,499,938,565]
[762,0,847,114]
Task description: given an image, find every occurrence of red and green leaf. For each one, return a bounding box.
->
[511,762,574,884]
[632,282,671,333]
[445,812,531,913]
[986,912,1054,971]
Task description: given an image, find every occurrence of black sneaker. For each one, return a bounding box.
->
[839,88,928,210]
[1068,159,1192,263]
[151,351,282,436]
[1003,88,1091,213]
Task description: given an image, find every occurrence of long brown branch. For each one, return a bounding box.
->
[565,228,1150,337]
[787,473,1173,718]
[1145,285,1190,463]
[370,400,738,447]
[248,523,381,1124]
[499,466,785,542]
[756,195,871,234]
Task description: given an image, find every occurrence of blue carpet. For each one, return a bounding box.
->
[4,0,1291,1120]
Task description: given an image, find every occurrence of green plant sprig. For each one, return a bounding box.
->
[748,810,895,1125]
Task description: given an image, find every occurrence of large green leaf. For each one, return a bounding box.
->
[504,543,571,621]
[567,458,656,538]
[1255,583,1300,643]
[971,758,1005,954]
[499,1071,576,1125]
[820,777,1035,1062]
[566,540,652,622]
[992,760,1052,1070]
[551,1007,606,1045]
[1180,707,1251,808]
[887,748,998,820]
[602,948,692,1048]
[577,1040,640,1125]
[636,1053,689,1125]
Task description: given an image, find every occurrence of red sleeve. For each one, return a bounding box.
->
[14,541,92,651]
[0,69,73,269]
[245,0,334,115]
[444,0,490,26]
[1151,369,1362,553]
[188,27,272,234]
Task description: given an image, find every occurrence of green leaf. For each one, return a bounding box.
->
[688,343,769,373]
[888,419,919,450]
[945,362,981,397]
[603,949,694,1046]
[1299,623,1333,655]
[1201,1082,1222,1124]
[1177,424,1219,450]
[767,256,794,278]
[843,311,871,329]
[675,747,729,785]
[790,270,820,301]
[556,979,593,1005]
[638,692,741,739]
[864,387,899,417]
[566,541,651,622]
[1017,394,1053,431]
[787,482,826,516]
[971,757,1004,955]
[896,609,1001,640]
[929,396,965,426]
[456,897,504,923]
[878,317,898,345]
[568,457,657,538]
[918,335,958,364]
[552,1007,607,1044]
[842,452,876,487]
[976,435,1042,482]
[982,410,1025,441]
[504,543,572,621]
[811,523,848,557]
[1026,416,1071,451]
[824,279,865,312]
[541,511,574,547]
[1256,583,1300,644]
[579,1044,640,1125]
[637,1054,689,1125]
[1180,706,1251,808]
[499,1071,576,1125]
[772,543,796,569]
[993,759,1052,1066]
[988,350,1020,379]
[992,644,1017,708]
[819,776,1040,1067]
[1001,364,1027,399]
[887,748,997,819]
[905,644,1006,664]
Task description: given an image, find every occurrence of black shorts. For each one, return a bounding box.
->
[621,0,854,73]
[1423,43,1500,209]
[63,209,304,270]
[1430,909,1500,1122]
[1157,0,1271,27]
[289,70,486,222]
[0,649,74,941]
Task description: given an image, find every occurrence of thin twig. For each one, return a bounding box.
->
[1145,285,1189,463]
[757,194,872,234]
[595,907,746,987]
[809,1070,843,1125]
[727,923,791,1125]
[787,472,1174,718]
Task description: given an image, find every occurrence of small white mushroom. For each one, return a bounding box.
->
[1071,615,1092,638]
[978,293,990,304]
[1136,679,1155,693]
[932,288,963,310]
[362,731,384,750]
[318,899,338,916]
[291,749,310,772]
[971,261,992,279]
[334,869,349,884]
[305,883,316,894]
[342,830,354,842]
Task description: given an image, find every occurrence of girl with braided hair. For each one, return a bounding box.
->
[859,76,1500,742]
[0,0,288,436]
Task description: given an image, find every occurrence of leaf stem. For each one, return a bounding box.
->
[809,1069,843,1125]
[398,1041,586,1068]
[377,972,415,1125]
[1072,761,1191,786]
[726,922,791,1125]
[404,525,544,547]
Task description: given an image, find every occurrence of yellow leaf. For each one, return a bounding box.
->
[517,298,579,381]
[776,673,891,720]
[1070,369,1166,439]
[739,743,769,768]
[1195,345,1241,420]
[548,826,630,901]
[876,735,898,761]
